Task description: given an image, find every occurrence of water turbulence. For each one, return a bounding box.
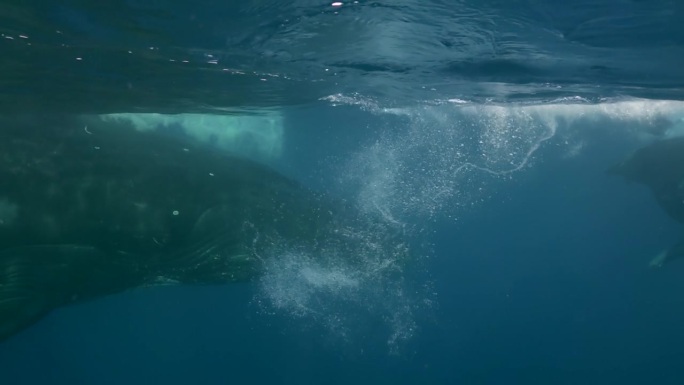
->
[339,100,556,223]
[244,97,684,353]
[255,209,419,352]
[338,97,684,224]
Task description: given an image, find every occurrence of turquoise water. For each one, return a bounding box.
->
[1,1,684,384]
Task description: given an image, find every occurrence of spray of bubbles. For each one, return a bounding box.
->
[254,223,420,354]
[340,102,557,223]
[252,95,684,354]
[341,98,684,224]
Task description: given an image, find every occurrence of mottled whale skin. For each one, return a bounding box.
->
[0,115,353,341]
[609,137,684,267]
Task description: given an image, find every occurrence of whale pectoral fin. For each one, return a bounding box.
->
[0,245,117,341]
[649,250,668,268]
[648,239,684,268]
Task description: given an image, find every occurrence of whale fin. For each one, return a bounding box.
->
[649,250,669,268]
[648,239,684,268]
[0,245,136,341]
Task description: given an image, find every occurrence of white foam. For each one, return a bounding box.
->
[336,97,684,223]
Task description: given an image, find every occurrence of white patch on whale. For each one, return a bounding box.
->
[98,112,284,162]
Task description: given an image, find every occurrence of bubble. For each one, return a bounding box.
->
[254,97,684,354]
[338,101,568,222]
[254,222,420,353]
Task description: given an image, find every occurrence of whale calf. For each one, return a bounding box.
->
[609,137,684,267]
[0,114,372,341]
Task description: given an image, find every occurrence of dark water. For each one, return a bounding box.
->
[1,1,684,384]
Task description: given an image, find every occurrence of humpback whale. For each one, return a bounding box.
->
[609,137,684,267]
[0,114,375,341]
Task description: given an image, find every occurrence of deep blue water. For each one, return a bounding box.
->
[1,1,684,384]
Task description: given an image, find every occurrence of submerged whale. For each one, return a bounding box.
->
[0,115,373,341]
[609,136,684,267]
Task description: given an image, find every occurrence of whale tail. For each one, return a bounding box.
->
[0,245,138,341]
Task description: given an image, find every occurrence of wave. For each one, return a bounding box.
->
[1,0,682,113]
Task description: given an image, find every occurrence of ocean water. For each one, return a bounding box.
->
[1,1,684,384]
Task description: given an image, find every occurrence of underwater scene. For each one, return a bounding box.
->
[0,1,683,384]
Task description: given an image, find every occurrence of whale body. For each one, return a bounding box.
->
[0,114,358,341]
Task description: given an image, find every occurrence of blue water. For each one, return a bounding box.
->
[1,1,684,384]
